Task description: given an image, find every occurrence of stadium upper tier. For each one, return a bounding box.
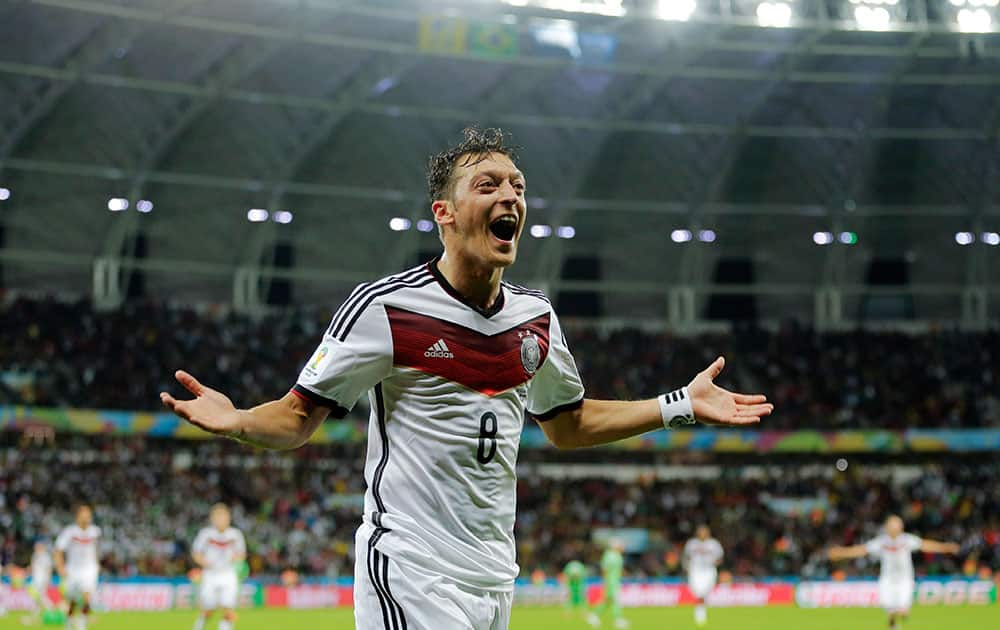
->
[1,296,998,429]
[1,435,995,580]
[1,1,999,321]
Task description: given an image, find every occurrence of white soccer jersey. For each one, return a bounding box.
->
[684,538,724,573]
[295,260,585,592]
[865,533,922,582]
[31,548,52,585]
[54,525,101,573]
[192,527,246,577]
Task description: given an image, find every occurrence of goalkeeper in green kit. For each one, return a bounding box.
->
[587,540,628,629]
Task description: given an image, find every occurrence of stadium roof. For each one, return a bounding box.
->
[0,0,998,322]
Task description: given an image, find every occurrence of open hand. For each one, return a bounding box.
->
[160,370,242,436]
[687,357,773,426]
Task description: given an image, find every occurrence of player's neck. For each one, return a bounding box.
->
[436,252,503,311]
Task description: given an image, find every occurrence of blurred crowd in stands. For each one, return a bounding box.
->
[2,296,999,429]
[1,436,996,581]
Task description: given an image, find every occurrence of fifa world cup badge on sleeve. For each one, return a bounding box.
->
[305,345,330,375]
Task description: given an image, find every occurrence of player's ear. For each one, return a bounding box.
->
[432,199,455,228]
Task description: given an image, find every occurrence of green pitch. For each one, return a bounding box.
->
[0,606,994,629]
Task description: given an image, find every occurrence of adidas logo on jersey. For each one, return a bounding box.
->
[424,339,454,359]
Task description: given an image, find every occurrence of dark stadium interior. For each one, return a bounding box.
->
[1,0,1000,625]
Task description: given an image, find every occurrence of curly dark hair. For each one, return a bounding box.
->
[426,127,519,203]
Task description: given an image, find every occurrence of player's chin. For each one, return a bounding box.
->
[485,241,518,267]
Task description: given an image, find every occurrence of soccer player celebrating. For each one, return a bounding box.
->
[683,525,724,627]
[828,515,959,630]
[54,505,101,630]
[587,540,627,629]
[191,504,246,630]
[562,559,588,618]
[161,127,773,629]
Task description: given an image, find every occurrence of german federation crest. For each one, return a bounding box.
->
[519,331,541,374]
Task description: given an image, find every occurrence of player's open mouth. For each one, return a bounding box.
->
[489,215,518,243]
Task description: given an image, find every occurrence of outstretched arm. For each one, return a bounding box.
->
[160,370,329,450]
[828,545,868,561]
[920,540,960,554]
[538,357,772,449]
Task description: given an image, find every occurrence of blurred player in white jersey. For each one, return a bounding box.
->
[161,127,773,630]
[191,503,246,630]
[829,515,959,630]
[54,505,101,630]
[683,525,724,627]
[23,540,56,624]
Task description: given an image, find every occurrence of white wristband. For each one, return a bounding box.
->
[658,387,696,430]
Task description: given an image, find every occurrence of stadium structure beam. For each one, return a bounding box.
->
[28,0,1000,63]
[814,32,930,329]
[0,59,992,141]
[961,94,1000,329]
[1,245,984,301]
[0,0,202,176]
[531,24,738,297]
[95,38,290,309]
[234,54,427,311]
[674,28,833,325]
[3,156,996,219]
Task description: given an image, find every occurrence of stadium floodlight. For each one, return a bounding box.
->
[273,210,294,224]
[136,200,154,213]
[416,219,435,233]
[107,197,129,212]
[530,224,553,238]
[247,208,269,222]
[0,187,10,201]
[954,231,975,245]
[756,2,794,26]
[812,231,834,245]
[853,5,892,29]
[957,7,993,31]
[671,229,693,243]
[697,229,717,243]
[556,225,576,239]
[838,231,858,245]
[501,0,626,16]
[388,217,411,231]
[981,231,1000,246]
[657,0,697,21]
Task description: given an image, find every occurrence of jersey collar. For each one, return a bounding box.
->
[427,257,505,319]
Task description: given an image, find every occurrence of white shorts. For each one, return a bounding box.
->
[689,568,718,600]
[199,573,239,610]
[63,568,98,601]
[354,530,513,630]
[878,579,914,612]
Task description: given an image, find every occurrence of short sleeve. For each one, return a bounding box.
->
[54,528,70,552]
[234,530,247,555]
[192,530,207,555]
[293,294,393,418]
[526,309,585,421]
[864,537,882,555]
[713,541,724,560]
[906,534,923,551]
